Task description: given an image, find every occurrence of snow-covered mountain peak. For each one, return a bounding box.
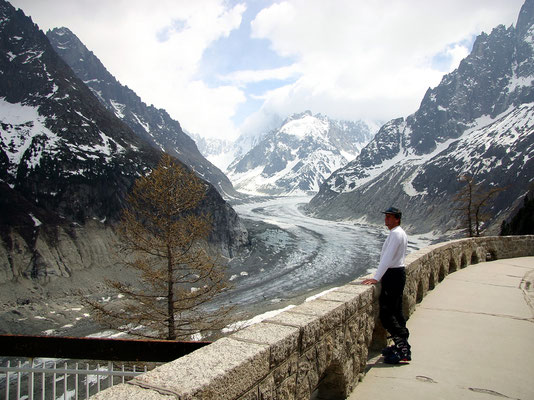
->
[227,112,377,196]
[279,113,329,139]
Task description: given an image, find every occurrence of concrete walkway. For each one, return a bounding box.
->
[346,257,534,400]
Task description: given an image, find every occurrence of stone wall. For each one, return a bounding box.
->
[91,235,534,400]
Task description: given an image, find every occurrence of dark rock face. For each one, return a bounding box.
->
[309,0,534,235]
[0,0,247,284]
[45,27,240,199]
[0,1,157,223]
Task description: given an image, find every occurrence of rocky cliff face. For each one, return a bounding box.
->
[0,0,247,286]
[227,111,375,195]
[308,0,534,235]
[46,27,241,200]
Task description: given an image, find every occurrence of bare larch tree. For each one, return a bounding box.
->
[454,175,505,237]
[86,154,232,340]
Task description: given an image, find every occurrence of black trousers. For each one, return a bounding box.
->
[379,267,409,339]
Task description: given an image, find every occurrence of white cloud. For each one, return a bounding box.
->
[176,81,246,139]
[11,0,247,139]
[220,64,301,87]
[246,0,524,128]
[10,0,526,141]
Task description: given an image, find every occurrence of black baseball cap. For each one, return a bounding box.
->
[382,207,402,218]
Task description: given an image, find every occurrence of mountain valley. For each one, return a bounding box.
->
[0,0,533,340]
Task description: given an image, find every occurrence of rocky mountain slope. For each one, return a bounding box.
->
[0,0,247,287]
[46,27,241,199]
[309,0,534,235]
[227,111,376,195]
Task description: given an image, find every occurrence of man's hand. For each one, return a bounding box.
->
[361,278,378,285]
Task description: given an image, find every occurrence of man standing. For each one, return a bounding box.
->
[362,207,411,364]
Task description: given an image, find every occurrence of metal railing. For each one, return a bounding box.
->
[0,334,210,399]
[1,358,148,400]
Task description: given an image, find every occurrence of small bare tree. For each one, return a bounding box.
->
[454,175,476,237]
[454,175,505,237]
[86,154,232,340]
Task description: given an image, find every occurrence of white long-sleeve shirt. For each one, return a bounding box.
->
[373,226,408,281]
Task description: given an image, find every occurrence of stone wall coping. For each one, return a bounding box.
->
[131,337,270,400]
[230,322,300,368]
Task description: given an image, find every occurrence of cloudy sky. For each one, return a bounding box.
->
[11,0,525,140]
